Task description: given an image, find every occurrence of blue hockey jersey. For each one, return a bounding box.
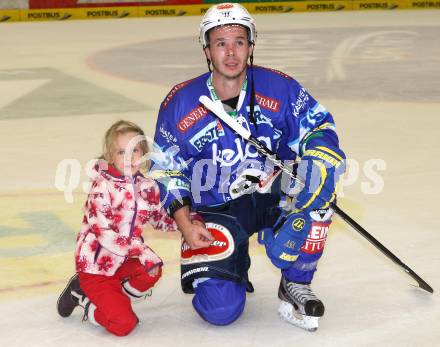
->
[151,66,340,211]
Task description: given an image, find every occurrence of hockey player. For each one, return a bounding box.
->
[152,3,345,331]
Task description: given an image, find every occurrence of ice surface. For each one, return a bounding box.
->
[0,9,439,347]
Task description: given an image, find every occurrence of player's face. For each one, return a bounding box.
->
[110,131,144,176]
[205,25,253,81]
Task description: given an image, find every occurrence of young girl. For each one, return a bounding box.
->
[57,120,196,336]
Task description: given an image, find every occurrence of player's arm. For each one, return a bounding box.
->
[259,84,344,269]
[291,86,346,211]
[151,103,213,249]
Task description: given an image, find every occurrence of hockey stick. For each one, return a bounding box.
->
[199,95,434,294]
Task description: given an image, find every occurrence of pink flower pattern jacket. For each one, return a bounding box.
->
[75,162,177,276]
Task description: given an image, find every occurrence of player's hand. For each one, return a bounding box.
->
[189,212,205,227]
[180,222,213,250]
[174,207,212,249]
[295,145,345,212]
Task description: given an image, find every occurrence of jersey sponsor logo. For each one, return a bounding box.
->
[159,125,177,144]
[181,222,235,264]
[292,88,310,117]
[255,93,281,112]
[177,105,209,133]
[212,137,272,167]
[301,222,329,254]
[189,120,225,152]
[162,80,191,109]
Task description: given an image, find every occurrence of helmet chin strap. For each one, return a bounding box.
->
[249,52,257,130]
[206,57,212,73]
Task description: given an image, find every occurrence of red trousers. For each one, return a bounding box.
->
[78,258,162,336]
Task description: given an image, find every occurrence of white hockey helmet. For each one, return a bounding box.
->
[199,3,257,48]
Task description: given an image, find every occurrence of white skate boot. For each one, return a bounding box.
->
[278,277,325,332]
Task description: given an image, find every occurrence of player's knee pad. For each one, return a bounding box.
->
[192,278,246,326]
[282,208,333,283]
[180,211,250,293]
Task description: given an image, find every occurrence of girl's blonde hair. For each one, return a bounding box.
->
[101,120,149,170]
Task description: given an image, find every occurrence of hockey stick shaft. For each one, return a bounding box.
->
[199,95,433,294]
[330,204,433,293]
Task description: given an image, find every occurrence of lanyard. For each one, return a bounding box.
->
[206,73,248,119]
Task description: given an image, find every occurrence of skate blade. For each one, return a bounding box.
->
[278,301,319,332]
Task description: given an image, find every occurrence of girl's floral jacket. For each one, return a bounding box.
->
[75,162,177,276]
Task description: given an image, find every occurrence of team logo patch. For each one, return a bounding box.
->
[292,218,306,231]
[181,222,235,265]
[301,222,329,254]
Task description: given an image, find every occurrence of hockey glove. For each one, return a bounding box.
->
[258,212,311,269]
[295,145,345,212]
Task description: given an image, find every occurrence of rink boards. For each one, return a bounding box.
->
[1,0,440,23]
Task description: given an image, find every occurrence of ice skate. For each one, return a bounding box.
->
[278,277,325,332]
[57,274,89,317]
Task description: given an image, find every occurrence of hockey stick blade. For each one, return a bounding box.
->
[199,95,434,294]
[331,203,433,293]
